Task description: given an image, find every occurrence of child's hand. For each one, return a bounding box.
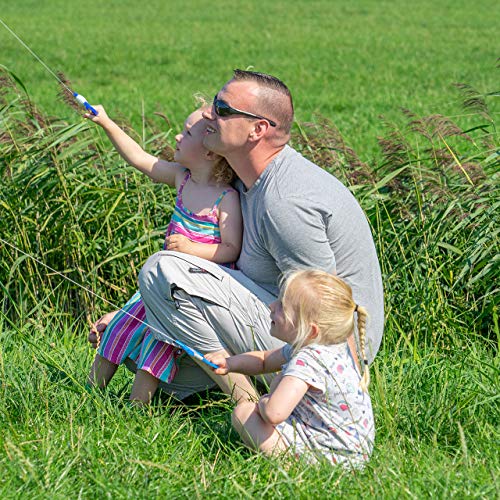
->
[84,105,111,126]
[257,394,271,421]
[204,351,230,375]
[89,310,118,349]
[165,234,195,254]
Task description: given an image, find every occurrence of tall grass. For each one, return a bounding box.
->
[0,67,499,497]
[1,71,177,323]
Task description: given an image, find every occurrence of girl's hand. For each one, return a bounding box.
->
[88,310,118,349]
[204,351,230,375]
[84,105,112,127]
[257,394,271,419]
[165,234,195,254]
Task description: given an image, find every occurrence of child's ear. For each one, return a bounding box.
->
[308,323,319,340]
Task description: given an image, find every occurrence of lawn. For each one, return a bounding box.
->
[0,1,499,497]
[0,0,498,154]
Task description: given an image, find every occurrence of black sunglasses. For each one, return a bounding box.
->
[213,96,277,127]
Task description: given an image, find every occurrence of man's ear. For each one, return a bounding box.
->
[249,120,270,142]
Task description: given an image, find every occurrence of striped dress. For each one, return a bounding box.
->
[97,171,236,383]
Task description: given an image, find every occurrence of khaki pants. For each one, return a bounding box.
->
[138,251,283,399]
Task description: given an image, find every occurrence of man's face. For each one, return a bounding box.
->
[203,80,261,156]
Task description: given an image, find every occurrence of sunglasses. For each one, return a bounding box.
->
[213,96,277,127]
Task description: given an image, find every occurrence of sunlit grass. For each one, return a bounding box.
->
[0,10,499,493]
[1,0,498,155]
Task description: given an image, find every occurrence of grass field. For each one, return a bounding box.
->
[1,0,498,154]
[1,1,499,498]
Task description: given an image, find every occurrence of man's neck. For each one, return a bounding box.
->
[228,145,286,189]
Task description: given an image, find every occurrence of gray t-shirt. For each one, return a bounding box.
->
[236,145,384,362]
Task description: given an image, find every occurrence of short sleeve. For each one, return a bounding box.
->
[263,199,336,275]
[281,344,294,362]
[282,346,326,393]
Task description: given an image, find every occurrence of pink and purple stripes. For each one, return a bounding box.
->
[97,291,179,383]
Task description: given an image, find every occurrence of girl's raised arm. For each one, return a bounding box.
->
[85,105,183,186]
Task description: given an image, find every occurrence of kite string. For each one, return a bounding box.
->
[0,17,98,115]
[0,17,73,93]
[0,236,170,342]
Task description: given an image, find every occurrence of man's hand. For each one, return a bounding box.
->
[88,310,118,349]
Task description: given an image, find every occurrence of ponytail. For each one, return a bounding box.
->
[356,304,370,392]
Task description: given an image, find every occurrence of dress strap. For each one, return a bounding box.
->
[178,170,191,197]
[211,187,236,213]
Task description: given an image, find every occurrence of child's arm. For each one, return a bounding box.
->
[258,376,309,425]
[165,190,243,263]
[205,346,286,376]
[85,105,183,186]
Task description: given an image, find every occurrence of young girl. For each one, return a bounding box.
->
[206,270,375,467]
[85,103,242,404]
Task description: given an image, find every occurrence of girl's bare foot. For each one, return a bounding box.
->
[88,310,119,349]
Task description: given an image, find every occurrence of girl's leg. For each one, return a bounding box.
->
[194,348,259,403]
[87,292,148,390]
[129,369,160,405]
[232,402,288,456]
[88,353,118,388]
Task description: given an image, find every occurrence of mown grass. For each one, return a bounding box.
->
[1,16,499,498]
[1,0,498,155]
[1,317,498,498]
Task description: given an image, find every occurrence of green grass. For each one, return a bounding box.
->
[1,0,498,155]
[1,1,499,497]
[1,318,498,497]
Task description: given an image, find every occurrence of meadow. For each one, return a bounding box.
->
[1,0,499,498]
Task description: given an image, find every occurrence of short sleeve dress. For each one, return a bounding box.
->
[275,342,375,467]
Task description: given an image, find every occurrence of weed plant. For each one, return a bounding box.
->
[0,67,499,497]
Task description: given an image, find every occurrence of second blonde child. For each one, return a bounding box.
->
[206,270,375,467]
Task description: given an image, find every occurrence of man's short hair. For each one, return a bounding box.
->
[232,69,294,134]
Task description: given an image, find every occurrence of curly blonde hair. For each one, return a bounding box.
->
[280,269,371,392]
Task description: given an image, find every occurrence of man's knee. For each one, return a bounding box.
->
[139,252,178,300]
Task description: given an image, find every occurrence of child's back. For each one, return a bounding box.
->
[277,342,374,466]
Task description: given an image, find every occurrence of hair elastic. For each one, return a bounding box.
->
[363,359,369,365]
[354,304,359,312]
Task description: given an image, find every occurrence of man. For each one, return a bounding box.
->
[91,70,384,401]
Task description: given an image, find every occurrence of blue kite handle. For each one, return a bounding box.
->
[84,101,99,116]
[73,92,98,115]
[174,339,220,370]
